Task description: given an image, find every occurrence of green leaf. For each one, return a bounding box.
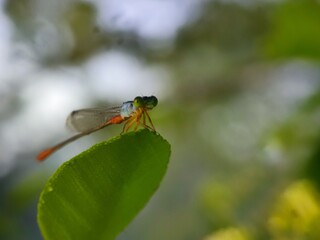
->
[37,129,171,240]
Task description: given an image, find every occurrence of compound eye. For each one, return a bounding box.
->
[134,96,143,107]
[149,96,158,107]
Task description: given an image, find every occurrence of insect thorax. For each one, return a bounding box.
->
[120,101,136,118]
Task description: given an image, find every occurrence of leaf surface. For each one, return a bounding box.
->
[38,129,171,240]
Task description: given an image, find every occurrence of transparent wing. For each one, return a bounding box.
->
[66,106,122,133]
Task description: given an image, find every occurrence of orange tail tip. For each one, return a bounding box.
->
[36,148,56,161]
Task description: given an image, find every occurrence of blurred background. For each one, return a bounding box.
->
[1,0,320,239]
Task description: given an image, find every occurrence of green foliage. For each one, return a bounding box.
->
[264,0,320,60]
[304,137,320,190]
[204,227,250,240]
[37,129,171,240]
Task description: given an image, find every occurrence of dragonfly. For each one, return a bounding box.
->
[36,96,158,161]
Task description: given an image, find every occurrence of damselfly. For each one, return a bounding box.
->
[37,96,158,161]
